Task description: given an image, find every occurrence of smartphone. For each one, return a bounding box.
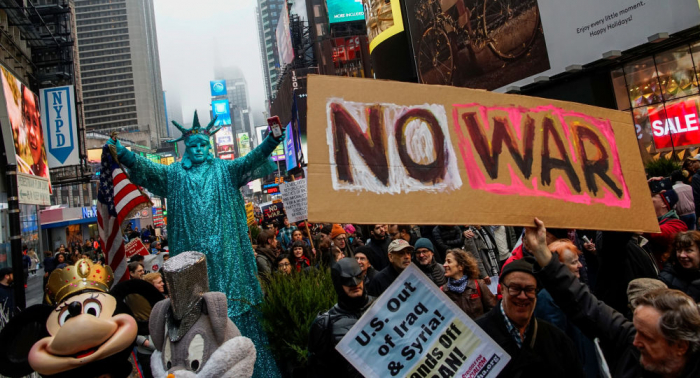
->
[582,235,591,244]
[649,177,672,193]
[267,116,283,139]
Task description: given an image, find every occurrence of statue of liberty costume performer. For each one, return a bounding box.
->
[108,112,282,378]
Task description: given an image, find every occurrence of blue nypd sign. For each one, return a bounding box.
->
[40,85,79,167]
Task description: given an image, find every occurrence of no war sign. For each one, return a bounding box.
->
[336,264,509,378]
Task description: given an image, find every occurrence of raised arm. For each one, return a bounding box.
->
[228,134,283,188]
[106,138,169,197]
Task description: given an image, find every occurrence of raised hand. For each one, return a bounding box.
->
[523,217,553,267]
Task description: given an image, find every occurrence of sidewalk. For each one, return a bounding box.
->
[26,267,45,307]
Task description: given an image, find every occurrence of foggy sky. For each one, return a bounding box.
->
[153,0,268,126]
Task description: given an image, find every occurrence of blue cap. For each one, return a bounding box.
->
[414,238,434,253]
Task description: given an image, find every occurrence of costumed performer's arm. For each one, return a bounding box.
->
[107,138,169,197]
[228,134,283,188]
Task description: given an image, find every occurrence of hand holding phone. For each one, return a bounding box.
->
[267,116,283,139]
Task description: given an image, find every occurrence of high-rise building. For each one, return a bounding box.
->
[75,0,166,150]
[256,0,285,104]
[213,66,254,137]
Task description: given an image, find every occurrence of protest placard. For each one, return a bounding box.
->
[279,179,308,223]
[245,202,255,226]
[125,238,149,260]
[261,201,286,225]
[306,75,659,232]
[336,264,510,378]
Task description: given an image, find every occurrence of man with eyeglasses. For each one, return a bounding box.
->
[413,238,446,287]
[367,239,413,297]
[476,258,584,378]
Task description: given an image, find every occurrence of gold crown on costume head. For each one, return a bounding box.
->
[46,258,114,306]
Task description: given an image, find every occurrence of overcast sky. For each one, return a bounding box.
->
[153,0,267,125]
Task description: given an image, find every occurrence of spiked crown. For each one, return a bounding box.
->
[168,111,221,143]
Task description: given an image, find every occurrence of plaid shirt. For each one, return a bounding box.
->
[280,225,297,244]
[500,301,528,348]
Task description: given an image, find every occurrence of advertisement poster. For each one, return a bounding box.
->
[216,126,234,158]
[276,5,295,66]
[237,132,251,157]
[337,264,510,378]
[306,75,659,232]
[210,80,227,97]
[40,85,79,167]
[404,0,549,90]
[0,66,51,184]
[327,0,365,24]
[279,179,308,223]
[498,0,700,90]
[362,0,404,52]
[284,122,299,171]
[647,97,700,150]
[212,99,232,126]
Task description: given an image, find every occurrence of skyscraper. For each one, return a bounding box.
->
[213,66,254,137]
[75,0,166,150]
[256,0,286,104]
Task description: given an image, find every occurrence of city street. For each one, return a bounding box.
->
[25,267,44,307]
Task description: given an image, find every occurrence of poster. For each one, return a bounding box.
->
[279,179,308,223]
[0,66,51,183]
[362,0,404,52]
[237,132,251,157]
[306,75,659,232]
[497,0,700,90]
[216,126,235,159]
[337,264,510,378]
[40,85,80,167]
[404,0,550,90]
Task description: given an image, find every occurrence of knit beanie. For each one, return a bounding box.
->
[500,257,536,284]
[344,224,356,235]
[414,238,434,252]
[330,224,346,240]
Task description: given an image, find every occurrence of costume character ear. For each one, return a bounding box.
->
[111,279,165,335]
[149,298,171,351]
[0,304,53,377]
[201,292,237,346]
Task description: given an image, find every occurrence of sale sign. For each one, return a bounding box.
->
[649,98,700,149]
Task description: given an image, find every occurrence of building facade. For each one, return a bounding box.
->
[75,0,166,150]
[256,0,285,104]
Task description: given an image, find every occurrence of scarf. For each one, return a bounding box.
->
[447,276,469,293]
[295,256,310,272]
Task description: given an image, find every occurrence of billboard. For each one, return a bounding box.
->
[327,0,365,24]
[495,0,700,90]
[215,126,235,157]
[648,97,700,150]
[39,85,79,167]
[276,5,294,66]
[405,0,550,90]
[210,80,227,97]
[0,67,50,194]
[284,122,299,171]
[237,132,251,157]
[362,0,404,52]
[211,99,231,126]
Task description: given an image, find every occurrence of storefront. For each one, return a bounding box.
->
[611,41,700,160]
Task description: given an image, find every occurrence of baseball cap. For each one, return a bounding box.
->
[388,239,414,254]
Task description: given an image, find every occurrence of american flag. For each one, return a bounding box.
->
[97,144,151,284]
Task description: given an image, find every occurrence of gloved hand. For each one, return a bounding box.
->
[106,137,136,167]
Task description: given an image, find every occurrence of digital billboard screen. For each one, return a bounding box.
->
[212,99,231,126]
[256,125,285,162]
[327,0,365,24]
[284,122,298,171]
[210,80,227,97]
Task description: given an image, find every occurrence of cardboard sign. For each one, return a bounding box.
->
[245,202,255,226]
[125,239,149,260]
[279,179,308,223]
[307,75,659,232]
[336,264,510,378]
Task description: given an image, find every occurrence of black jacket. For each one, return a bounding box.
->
[417,259,446,287]
[365,236,390,271]
[308,297,376,378]
[366,264,401,297]
[537,256,700,378]
[432,226,463,263]
[659,263,700,302]
[475,303,583,378]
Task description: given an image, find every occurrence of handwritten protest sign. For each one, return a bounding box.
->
[279,179,308,223]
[125,238,149,260]
[306,75,659,232]
[336,264,509,378]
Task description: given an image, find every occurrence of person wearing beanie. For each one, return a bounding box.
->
[476,257,584,378]
[413,238,446,287]
[330,224,354,258]
[644,189,688,267]
[308,258,375,378]
[354,246,377,286]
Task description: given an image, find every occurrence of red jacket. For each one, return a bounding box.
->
[644,217,687,268]
[501,244,526,273]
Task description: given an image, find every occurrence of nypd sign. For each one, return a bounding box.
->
[40,85,79,167]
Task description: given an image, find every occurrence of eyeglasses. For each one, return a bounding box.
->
[501,282,538,299]
[335,236,347,241]
[415,249,431,256]
[278,263,291,268]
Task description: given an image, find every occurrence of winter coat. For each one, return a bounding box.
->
[363,266,377,287]
[417,259,446,287]
[432,226,463,263]
[366,264,400,297]
[463,227,500,277]
[475,302,584,378]
[659,263,700,302]
[365,236,391,271]
[594,232,659,315]
[536,256,700,378]
[255,247,276,276]
[442,279,495,319]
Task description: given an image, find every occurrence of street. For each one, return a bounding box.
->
[25,267,44,307]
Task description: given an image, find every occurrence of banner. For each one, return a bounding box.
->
[276,5,294,66]
[279,179,308,223]
[39,85,80,167]
[307,75,659,232]
[16,172,50,206]
[337,264,510,378]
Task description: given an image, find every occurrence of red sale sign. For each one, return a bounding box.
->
[650,98,700,149]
